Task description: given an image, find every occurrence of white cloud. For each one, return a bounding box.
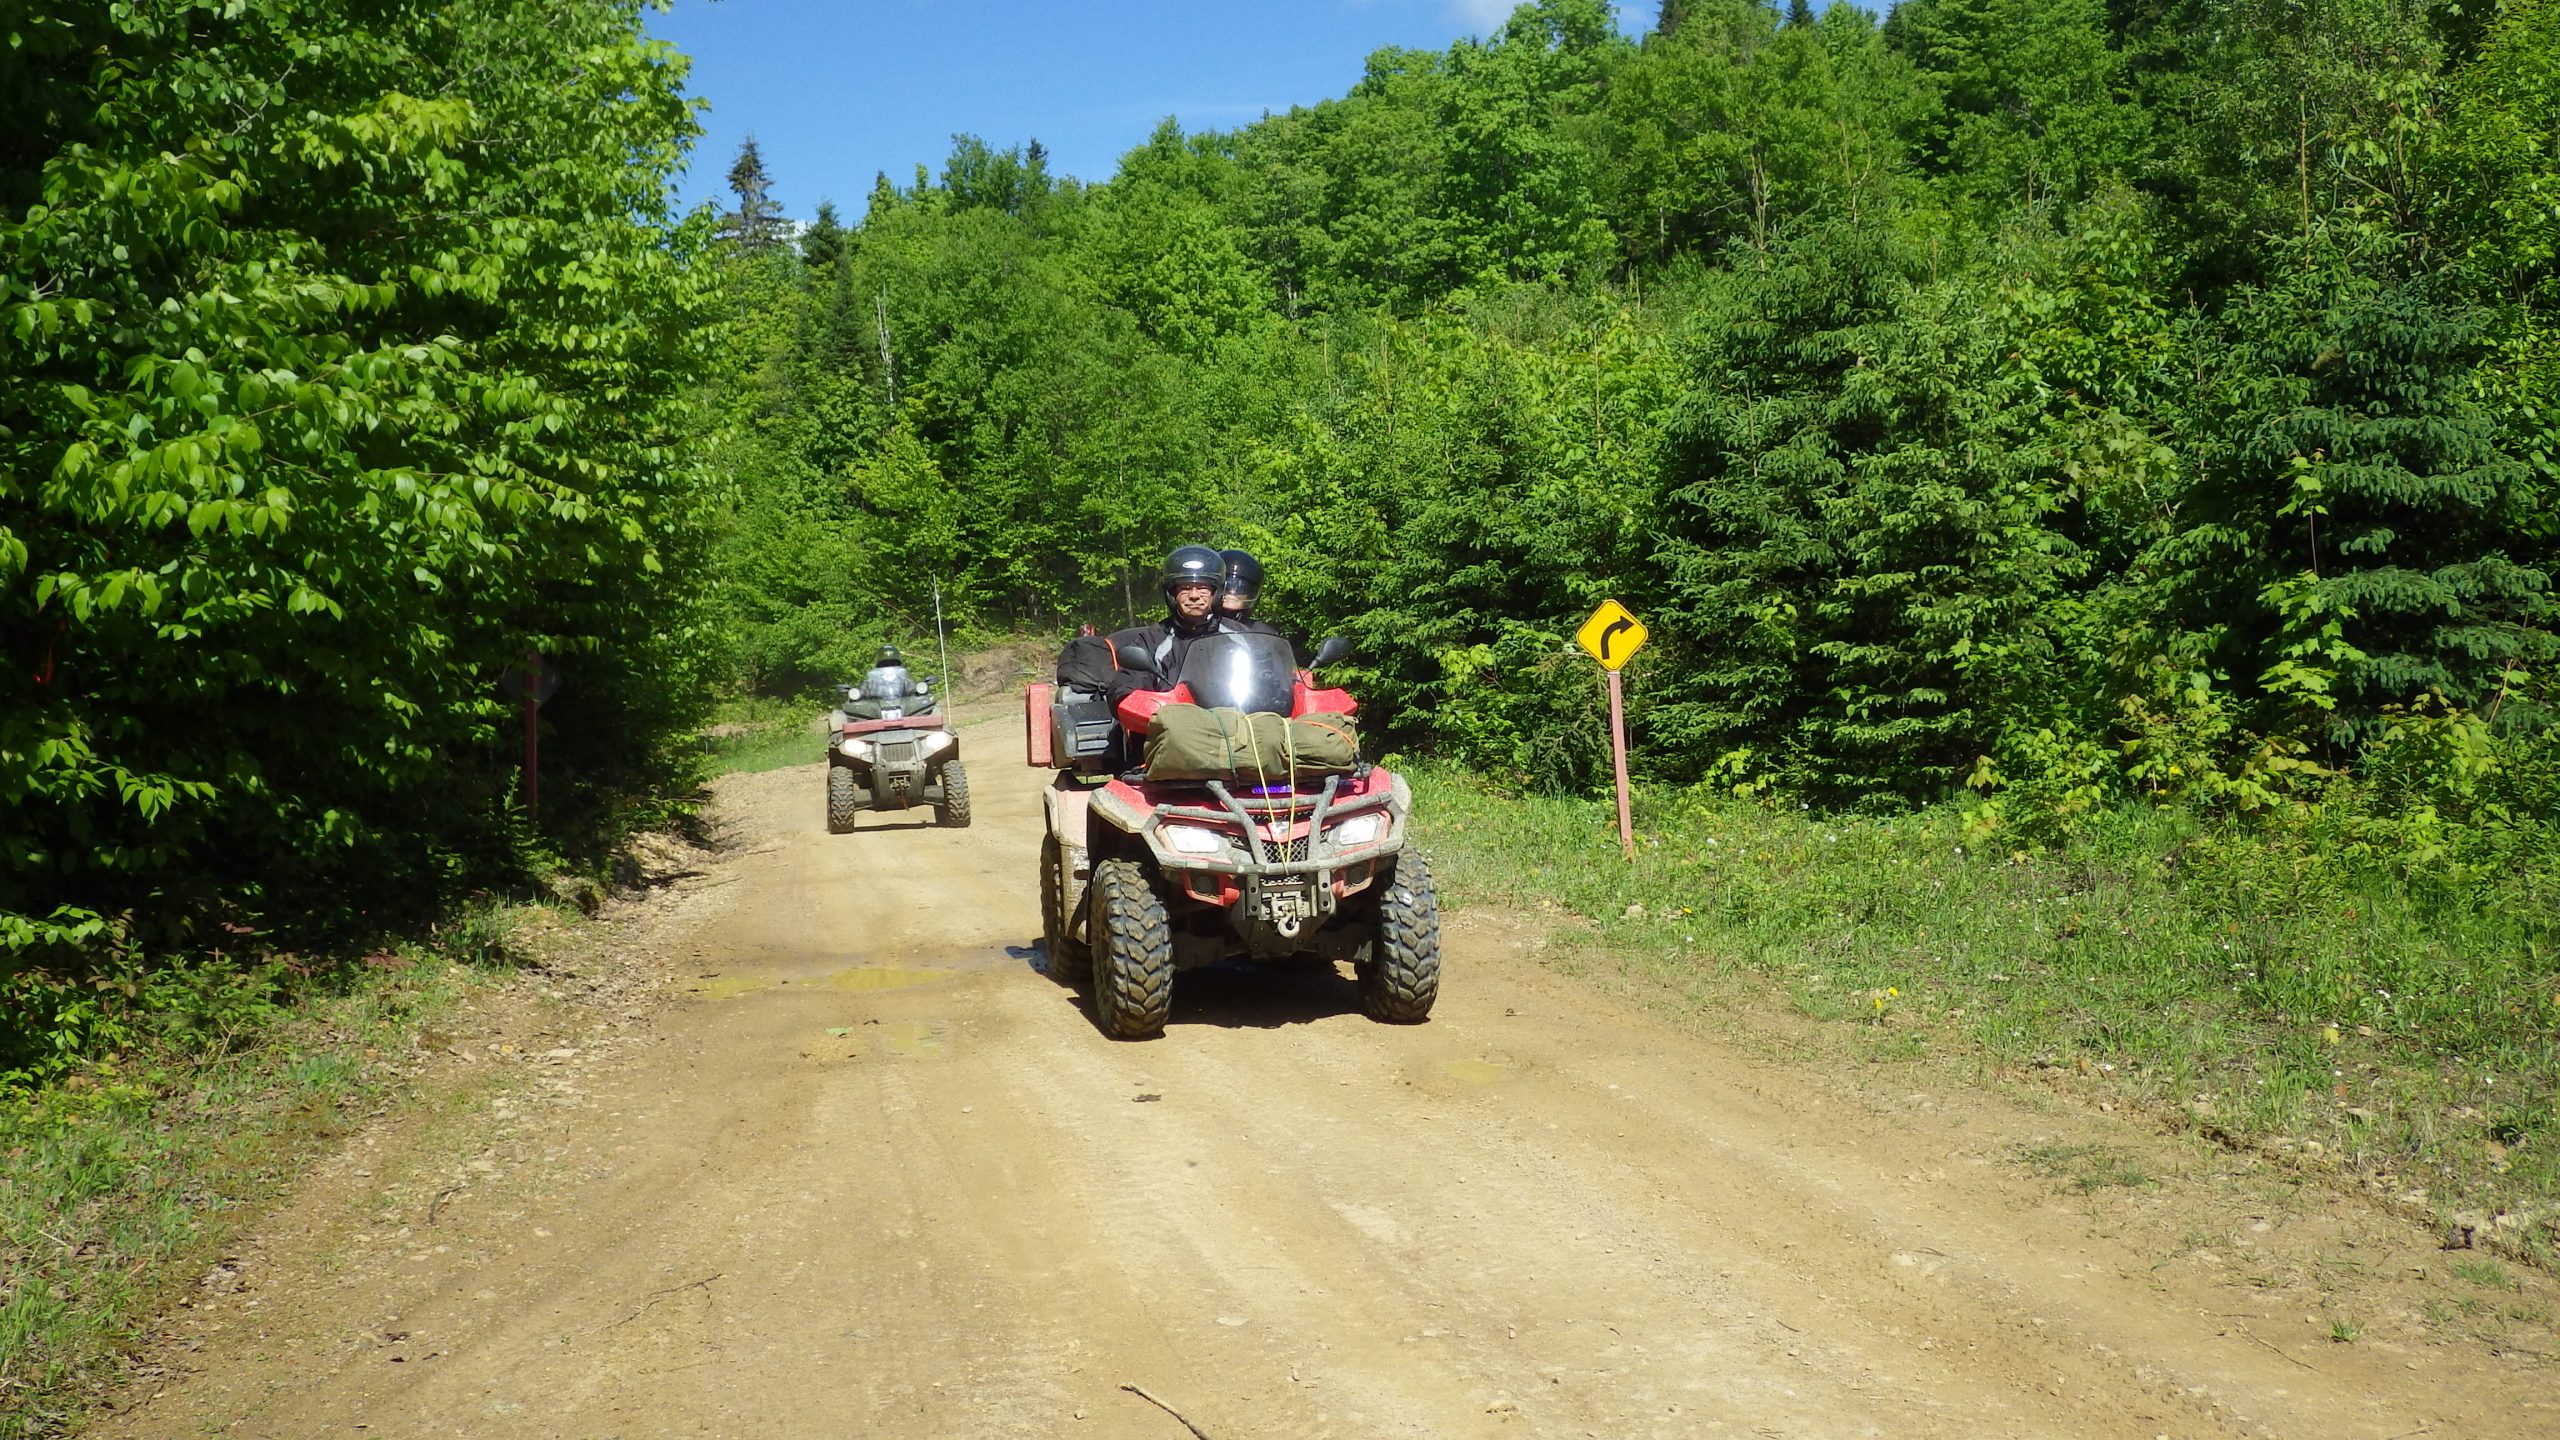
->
[1447,0,1517,31]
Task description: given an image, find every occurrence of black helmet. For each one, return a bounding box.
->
[1158,545,1226,605]
[1218,549,1264,618]
[876,644,903,667]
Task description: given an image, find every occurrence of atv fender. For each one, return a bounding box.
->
[1042,778,1095,946]
[1042,776,1092,847]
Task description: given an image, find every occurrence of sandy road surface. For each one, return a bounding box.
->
[99,711,2555,1439]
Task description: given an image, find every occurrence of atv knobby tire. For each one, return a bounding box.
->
[826,766,862,834]
[1090,857,1173,1038]
[1041,833,1090,986]
[1357,852,1441,1023]
[937,761,973,828]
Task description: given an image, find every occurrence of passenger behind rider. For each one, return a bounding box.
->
[1107,545,1243,704]
[1216,548,1282,638]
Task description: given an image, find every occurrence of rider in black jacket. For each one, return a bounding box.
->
[1108,545,1244,701]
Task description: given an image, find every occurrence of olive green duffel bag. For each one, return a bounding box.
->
[1143,704,1358,782]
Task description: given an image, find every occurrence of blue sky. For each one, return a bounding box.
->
[646,1,1668,222]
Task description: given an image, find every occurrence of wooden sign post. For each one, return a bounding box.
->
[499,651,561,820]
[1573,600,1649,860]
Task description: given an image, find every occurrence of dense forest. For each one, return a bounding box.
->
[2,0,718,1073]
[717,0,2560,824]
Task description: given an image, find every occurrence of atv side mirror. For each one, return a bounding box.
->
[1309,635,1353,670]
[1114,640,1159,675]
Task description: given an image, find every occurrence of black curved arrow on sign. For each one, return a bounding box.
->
[1599,617,1636,662]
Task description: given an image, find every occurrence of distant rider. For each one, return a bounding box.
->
[857,645,930,708]
[1108,546,1242,702]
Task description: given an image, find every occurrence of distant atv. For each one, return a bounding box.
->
[826,681,968,833]
[1023,630,1439,1038]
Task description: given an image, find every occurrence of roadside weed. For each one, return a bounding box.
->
[2019,1143,2155,1193]
[0,910,543,1439]
[702,695,824,775]
[2453,1258,2518,1291]
[1409,764,2560,1255]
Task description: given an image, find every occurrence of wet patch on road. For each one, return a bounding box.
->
[688,974,771,1000]
[687,963,955,1000]
[818,965,950,992]
[878,1020,948,1058]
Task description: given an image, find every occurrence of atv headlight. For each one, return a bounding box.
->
[918,731,954,755]
[1162,824,1228,856]
[1329,812,1385,847]
[840,738,870,759]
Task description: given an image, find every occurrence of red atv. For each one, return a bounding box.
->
[1024,631,1441,1039]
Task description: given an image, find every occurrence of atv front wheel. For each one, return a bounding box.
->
[826,766,863,834]
[1357,852,1441,1023]
[1041,833,1090,986]
[937,761,972,827]
[1090,857,1173,1038]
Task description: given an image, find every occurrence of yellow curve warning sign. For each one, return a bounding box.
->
[1575,599,1648,671]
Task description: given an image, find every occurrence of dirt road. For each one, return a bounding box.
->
[100,710,2555,1439]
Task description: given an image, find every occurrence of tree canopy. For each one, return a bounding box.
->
[707,0,2557,807]
[3,0,718,1067]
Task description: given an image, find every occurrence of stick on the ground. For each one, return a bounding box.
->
[2232,1324,2316,1372]
[1121,1382,1217,1439]
[600,1271,724,1331]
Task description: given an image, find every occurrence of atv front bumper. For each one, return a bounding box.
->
[1092,773,1409,942]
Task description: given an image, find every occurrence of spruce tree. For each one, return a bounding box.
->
[801,201,845,272]
[725,136,785,251]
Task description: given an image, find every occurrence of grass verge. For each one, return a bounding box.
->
[0,904,555,1438]
[700,694,822,775]
[1406,764,2559,1264]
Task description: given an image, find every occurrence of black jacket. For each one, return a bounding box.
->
[1106,615,1243,702]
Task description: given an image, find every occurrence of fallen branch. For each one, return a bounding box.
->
[1122,1382,1217,1439]
[602,1271,724,1331]
[2231,1324,2315,1372]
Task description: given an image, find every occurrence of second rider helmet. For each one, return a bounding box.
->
[1218,549,1264,618]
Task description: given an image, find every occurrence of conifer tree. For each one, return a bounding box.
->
[801,201,845,272]
[725,136,785,250]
